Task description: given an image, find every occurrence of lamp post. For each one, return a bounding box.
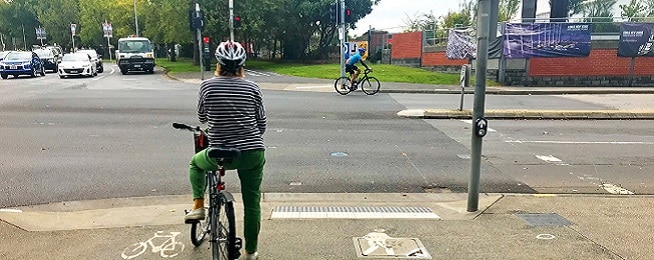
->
[134,0,139,36]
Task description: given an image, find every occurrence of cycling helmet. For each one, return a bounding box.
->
[215,41,247,70]
[358,47,366,53]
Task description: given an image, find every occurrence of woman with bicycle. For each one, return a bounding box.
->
[184,41,266,260]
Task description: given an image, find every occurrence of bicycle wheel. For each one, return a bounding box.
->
[334,77,352,95]
[190,212,208,246]
[211,193,238,260]
[361,77,381,95]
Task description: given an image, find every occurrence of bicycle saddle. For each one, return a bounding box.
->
[207,147,241,160]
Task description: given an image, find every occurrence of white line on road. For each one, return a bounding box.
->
[506,140,654,145]
[461,120,497,132]
[0,208,22,213]
[535,155,569,165]
[601,183,635,195]
[91,67,115,81]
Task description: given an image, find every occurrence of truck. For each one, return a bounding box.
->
[115,36,155,74]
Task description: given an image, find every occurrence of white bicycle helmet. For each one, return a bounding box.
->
[214,41,247,70]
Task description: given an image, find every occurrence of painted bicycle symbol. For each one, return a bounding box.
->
[121,231,185,259]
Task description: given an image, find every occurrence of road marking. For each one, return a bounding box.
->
[91,67,115,81]
[601,183,635,195]
[245,69,275,77]
[121,231,184,259]
[461,120,496,132]
[0,208,22,213]
[535,155,569,165]
[506,140,654,145]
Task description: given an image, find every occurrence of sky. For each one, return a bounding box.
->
[351,0,629,36]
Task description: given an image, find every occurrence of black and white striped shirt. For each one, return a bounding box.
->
[198,76,266,151]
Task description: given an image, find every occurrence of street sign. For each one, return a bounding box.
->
[35,28,46,40]
[70,24,77,36]
[102,22,113,38]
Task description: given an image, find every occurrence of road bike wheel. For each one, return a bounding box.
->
[211,194,237,260]
[190,214,208,246]
[361,77,381,95]
[334,77,352,95]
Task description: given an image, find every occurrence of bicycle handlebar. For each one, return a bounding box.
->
[172,122,200,132]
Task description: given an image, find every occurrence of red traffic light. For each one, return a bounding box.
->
[234,15,241,22]
[345,9,351,16]
[202,37,210,44]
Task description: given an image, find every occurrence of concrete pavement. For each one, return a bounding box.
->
[1,193,653,259]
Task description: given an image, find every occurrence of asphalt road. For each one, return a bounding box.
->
[1,65,653,208]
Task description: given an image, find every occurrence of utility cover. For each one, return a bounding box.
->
[353,231,431,259]
[516,213,573,227]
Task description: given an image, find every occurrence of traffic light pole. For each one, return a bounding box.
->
[339,0,345,78]
[195,3,204,80]
[229,0,234,42]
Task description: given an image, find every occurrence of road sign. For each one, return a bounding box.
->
[70,24,77,36]
[35,28,46,40]
[102,22,113,38]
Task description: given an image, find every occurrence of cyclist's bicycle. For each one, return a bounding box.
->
[172,123,243,260]
[334,68,380,95]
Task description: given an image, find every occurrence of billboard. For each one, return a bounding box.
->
[102,22,113,38]
[618,23,654,57]
[503,23,592,58]
[35,27,46,40]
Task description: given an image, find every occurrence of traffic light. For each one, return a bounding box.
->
[188,10,205,31]
[330,3,341,25]
[345,9,352,24]
[234,15,242,29]
[202,37,210,44]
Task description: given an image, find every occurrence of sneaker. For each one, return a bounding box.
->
[241,252,258,260]
[184,208,205,223]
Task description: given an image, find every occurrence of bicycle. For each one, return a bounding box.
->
[334,68,380,95]
[172,122,243,260]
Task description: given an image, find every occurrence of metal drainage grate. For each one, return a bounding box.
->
[271,206,440,219]
[515,213,573,227]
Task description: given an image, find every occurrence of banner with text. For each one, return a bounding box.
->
[503,23,592,59]
[618,23,654,57]
[102,22,113,38]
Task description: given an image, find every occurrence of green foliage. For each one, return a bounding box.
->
[620,0,647,19]
[498,0,520,22]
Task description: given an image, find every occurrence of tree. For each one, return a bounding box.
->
[581,0,618,32]
[620,0,647,20]
[498,0,520,22]
[402,11,438,32]
[549,0,587,17]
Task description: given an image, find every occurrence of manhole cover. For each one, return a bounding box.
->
[515,213,573,227]
[353,232,431,259]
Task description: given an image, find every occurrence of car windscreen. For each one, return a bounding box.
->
[118,40,152,53]
[4,52,32,61]
[62,54,89,62]
[34,50,54,58]
[77,51,97,58]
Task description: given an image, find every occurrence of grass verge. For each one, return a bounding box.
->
[157,58,497,86]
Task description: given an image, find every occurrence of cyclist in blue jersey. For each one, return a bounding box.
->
[345,47,371,89]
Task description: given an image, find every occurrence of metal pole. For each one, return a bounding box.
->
[339,0,345,78]
[22,24,26,50]
[467,0,492,212]
[107,37,112,61]
[229,0,234,42]
[196,3,204,80]
[134,0,139,36]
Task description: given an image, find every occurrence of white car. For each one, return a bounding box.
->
[58,53,97,78]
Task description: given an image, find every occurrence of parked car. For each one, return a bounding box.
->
[0,51,9,62]
[75,49,103,73]
[58,53,97,78]
[34,48,61,73]
[0,51,45,79]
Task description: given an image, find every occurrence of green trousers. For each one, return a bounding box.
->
[189,148,265,254]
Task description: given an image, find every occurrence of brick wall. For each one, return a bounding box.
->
[422,51,469,66]
[529,49,634,76]
[390,32,422,59]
